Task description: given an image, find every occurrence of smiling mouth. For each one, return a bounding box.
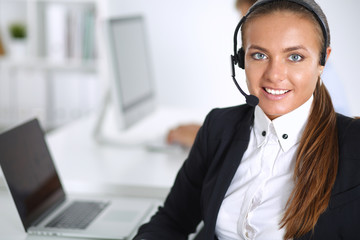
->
[264,88,290,95]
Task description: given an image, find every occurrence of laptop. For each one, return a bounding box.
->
[0,118,155,239]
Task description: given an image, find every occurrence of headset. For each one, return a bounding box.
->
[230,0,329,107]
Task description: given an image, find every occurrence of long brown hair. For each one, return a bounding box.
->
[241,1,338,239]
[281,80,338,239]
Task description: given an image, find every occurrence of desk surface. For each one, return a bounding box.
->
[46,106,206,198]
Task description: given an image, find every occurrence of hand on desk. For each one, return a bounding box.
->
[166,124,201,148]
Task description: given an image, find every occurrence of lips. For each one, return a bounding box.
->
[264,87,290,95]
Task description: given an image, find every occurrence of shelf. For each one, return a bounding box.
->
[0,57,98,72]
[0,0,101,131]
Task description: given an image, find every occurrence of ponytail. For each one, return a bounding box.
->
[281,80,339,239]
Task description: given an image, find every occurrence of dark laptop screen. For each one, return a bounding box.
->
[0,119,65,229]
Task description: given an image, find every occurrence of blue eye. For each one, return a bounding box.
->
[289,54,303,62]
[252,53,267,60]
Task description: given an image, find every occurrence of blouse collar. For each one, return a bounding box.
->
[254,95,313,152]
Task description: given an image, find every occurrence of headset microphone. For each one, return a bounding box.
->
[231,14,259,107]
[231,55,259,107]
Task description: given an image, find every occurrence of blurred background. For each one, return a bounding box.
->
[0,0,359,132]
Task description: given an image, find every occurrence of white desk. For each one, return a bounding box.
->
[0,189,28,239]
[46,106,206,198]
[0,106,206,239]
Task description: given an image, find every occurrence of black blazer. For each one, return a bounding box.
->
[133,104,360,240]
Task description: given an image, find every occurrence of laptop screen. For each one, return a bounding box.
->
[0,119,65,229]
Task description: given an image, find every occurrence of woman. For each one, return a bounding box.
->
[134,0,360,239]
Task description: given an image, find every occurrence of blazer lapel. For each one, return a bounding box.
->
[204,107,254,238]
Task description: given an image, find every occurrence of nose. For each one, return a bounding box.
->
[264,57,287,83]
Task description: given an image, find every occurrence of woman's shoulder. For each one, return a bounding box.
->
[206,104,254,122]
[201,104,254,139]
[337,113,360,154]
[337,113,360,136]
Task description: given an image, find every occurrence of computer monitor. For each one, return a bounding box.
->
[93,15,202,150]
[93,15,162,147]
[104,15,156,130]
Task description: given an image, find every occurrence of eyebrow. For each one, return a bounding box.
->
[248,45,309,53]
[248,45,268,53]
[283,45,309,53]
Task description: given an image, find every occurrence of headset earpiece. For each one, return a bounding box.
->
[237,48,245,69]
[320,49,326,66]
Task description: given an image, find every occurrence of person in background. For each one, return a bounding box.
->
[236,0,257,16]
[166,0,350,148]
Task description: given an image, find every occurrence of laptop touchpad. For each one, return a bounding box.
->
[103,210,138,222]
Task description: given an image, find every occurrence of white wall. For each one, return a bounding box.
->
[317,0,360,116]
[104,0,360,116]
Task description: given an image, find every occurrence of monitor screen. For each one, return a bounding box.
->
[106,16,155,129]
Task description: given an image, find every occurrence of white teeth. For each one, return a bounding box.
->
[265,88,289,95]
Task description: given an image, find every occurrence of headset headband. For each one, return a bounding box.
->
[233,0,329,68]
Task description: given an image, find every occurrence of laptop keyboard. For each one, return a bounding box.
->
[45,201,109,229]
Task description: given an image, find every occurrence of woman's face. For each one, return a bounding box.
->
[243,11,327,120]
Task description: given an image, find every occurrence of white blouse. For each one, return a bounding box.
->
[215,96,313,240]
